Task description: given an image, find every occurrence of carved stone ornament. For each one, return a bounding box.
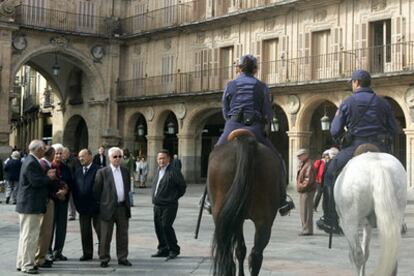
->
[0,0,20,17]
[287,95,300,114]
[371,0,387,11]
[12,35,27,51]
[164,39,172,50]
[146,107,154,122]
[91,45,105,61]
[175,103,186,119]
[405,87,414,108]
[222,27,231,39]
[134,44,142,55]
[50,36,69,48]
[264,19,275,31]
[313,9,327,22]
[196,32,206,43]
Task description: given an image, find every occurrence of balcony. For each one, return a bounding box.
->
[117,42,414,100]
[121,0,206,36]
[23,94,39,113]
[13,5,114,37]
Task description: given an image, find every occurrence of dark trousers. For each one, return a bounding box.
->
[99,205,129,262]
[50,200,68,255]
[313,184,323,210]
[79,213,100,258]
[154,204,180,254]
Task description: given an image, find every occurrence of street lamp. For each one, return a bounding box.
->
[320,106,330,131]
[271,116,279,132]
[167,122,175,134]
[137,124,145,136]
[52,53,60,76]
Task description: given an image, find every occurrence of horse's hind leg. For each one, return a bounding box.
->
[343,223,365,276]
[249,221,272,276]
[361,221,372,276]
[236,229,246,276]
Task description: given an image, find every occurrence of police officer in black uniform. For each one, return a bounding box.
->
[317,69,398,233]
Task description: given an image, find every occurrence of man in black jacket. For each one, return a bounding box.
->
[151,149,186,261]
[16,140,56,274]
[4,151,22,204]
[72,149,100,261]
[93,146,106,168]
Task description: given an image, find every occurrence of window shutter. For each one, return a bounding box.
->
[331,27,343,76]
[255,40,262,77]
[392,16,406,69]
[279,35,289,82]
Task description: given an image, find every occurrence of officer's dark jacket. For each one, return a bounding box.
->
[330,87,398,139]
[222,72,273,123]
[4,159,22,181]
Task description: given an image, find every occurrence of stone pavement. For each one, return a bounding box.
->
[1,185,414,276]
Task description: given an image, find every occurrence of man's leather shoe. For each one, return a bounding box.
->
[165,251,179,261]
[118,259,132,266]
[54,254,68,261]
[100,261,108,268]
[298,232,313,236]
[39,260,53,268]
[23,268,38,274]
[79,256,92,261]
[151,250,169,257]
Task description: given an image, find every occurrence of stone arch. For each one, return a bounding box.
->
[11,44,106,100]
[63,115,89,153]
[151,108,178,136]
[124,111,148,158]
[182,102,222,134]
[295,95,339,131]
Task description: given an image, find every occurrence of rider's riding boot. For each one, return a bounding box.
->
[279,195,295,216]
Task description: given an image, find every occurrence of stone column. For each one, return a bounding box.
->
[38,114,44,139]
[404,129,414,189]
[177,133,200,183]
[0,23,18,158]
[287,131,312,185]
[146,135,164,181]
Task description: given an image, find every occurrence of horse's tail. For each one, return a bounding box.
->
[372,165,403,276]
[212,135,257,276]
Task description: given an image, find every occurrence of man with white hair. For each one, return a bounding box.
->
[94,147,132,268]
[16,140,56,274]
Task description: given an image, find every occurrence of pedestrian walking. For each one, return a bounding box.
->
[151,149,186,261]
[4,151,22,204]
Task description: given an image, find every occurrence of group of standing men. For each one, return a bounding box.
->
[14,140,186,274]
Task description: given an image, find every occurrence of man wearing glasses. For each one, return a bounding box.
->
[94,147,132,268]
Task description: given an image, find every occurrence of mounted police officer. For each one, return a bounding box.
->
[216,54,294,216]
[317,69,398,233]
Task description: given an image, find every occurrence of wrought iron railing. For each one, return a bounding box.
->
[118,42,414,99]
[23,94,39,113]
[14,5,113,36]
[121,0,206,35]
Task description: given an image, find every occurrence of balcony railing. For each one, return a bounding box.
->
[118,42,414,99]
[121,0,206,36]
[14,5,113,36]
[23,94,39,113]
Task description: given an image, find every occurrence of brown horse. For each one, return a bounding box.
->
[207,131,284,276]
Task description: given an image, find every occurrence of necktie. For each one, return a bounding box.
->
[83,166,88,175]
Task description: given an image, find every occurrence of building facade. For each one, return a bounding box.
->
[0,0,413,186]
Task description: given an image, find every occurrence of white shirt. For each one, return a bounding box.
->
[154,166,167,196]
[110,164,125,202]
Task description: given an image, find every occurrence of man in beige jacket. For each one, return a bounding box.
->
[296,149,316,236]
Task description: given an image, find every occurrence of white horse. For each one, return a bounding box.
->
[334,152,407,276]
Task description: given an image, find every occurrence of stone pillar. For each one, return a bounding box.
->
[38,114,44,139]
[404,129,414,189]
[146,135,164,181]
[0,23,17,158]
[177,133,200,183]
[287,131,312,185]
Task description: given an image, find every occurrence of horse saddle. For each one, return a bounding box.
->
[227,128,255,142]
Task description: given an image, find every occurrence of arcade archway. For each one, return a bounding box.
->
[63,115,88,153]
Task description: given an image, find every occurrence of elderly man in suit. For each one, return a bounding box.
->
[72,149,100,261]
[151,149,186,261]
[94,147,132,268]
[16,140,56,274]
